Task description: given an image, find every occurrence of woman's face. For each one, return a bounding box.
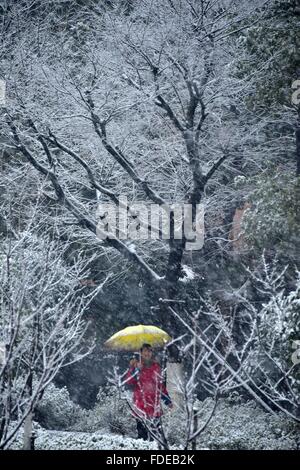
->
[141,347,153,363]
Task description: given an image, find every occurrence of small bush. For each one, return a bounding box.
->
[71,386,136,436]
[36,383,86,430]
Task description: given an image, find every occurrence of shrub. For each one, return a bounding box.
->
[35,383,86,430]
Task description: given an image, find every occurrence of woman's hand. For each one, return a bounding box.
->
[129,358,138,368]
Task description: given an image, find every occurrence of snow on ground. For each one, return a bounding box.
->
[9,429,160,450]
[179,265,196,283]
[7,397,300,450]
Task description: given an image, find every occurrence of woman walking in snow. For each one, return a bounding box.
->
[125,343,173,442]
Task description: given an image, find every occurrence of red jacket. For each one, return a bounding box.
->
[125,362,172,418]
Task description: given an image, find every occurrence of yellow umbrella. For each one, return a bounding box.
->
[104,324,171,352]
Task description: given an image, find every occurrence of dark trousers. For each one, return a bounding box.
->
[136,419,153,441]
[136,417,162,442]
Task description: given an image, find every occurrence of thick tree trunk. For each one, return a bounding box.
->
[165,238,186,292]
[23,411,34,450]
[23,371,34,450]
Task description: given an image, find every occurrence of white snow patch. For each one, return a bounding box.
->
[179,265,196,283]
[9,429,160,450]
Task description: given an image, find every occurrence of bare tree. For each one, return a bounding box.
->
[0,216,110,449]
[1,1,266,296]
[232,257,300,422]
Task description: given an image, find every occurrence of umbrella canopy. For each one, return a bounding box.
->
[104,324,171,352]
